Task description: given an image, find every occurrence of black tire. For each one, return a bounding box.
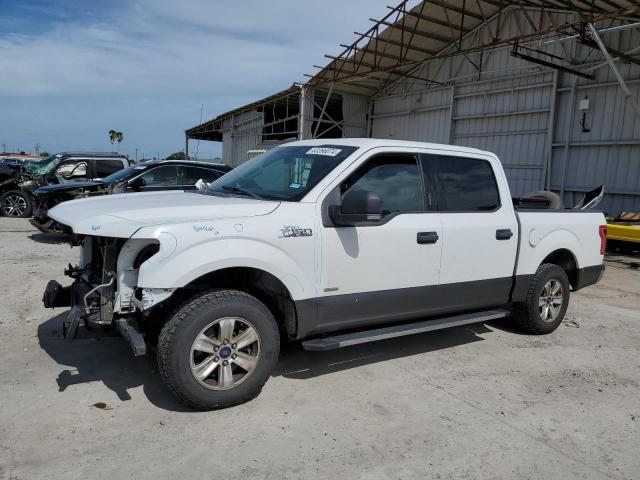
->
[157,289,280,410]
[512,263,570,335]
[0,190,33,218]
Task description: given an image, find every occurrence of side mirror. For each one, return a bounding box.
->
[329,190,382,227]
[129,177,146,191]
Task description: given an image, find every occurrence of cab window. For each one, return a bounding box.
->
[55,160,88,181]
[138,165,178,186]
[429,155,500,212]
[341,156,425,217]
[181,166,224,185]
[95,160,124,178]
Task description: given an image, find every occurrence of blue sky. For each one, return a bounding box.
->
[0,0,393,159]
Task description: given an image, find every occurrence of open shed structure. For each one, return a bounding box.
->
[186,0,640,213]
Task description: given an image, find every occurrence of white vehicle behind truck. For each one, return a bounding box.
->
[43,139,606,409]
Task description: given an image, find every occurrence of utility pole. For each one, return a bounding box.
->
[34,143,40,156]
[135,148,138,163]
[2,143,6,153]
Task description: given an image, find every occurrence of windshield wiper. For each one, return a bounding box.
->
[221,185,263,200]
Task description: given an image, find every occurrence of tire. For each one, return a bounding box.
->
[512,263,570,335]
[0,190,33,218]
[157,289,280,410]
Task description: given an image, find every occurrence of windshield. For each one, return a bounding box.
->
[207,145,358,201]
[24,153,62,175]
[102,164,147,183]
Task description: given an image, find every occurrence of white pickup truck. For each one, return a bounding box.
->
[43,139,606,410]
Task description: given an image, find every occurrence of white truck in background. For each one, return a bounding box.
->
[43,139,606,410]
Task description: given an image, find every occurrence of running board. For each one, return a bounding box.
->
[301,309,510,351]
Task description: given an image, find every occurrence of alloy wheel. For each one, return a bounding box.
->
[2,194,27,217]
[189,316,261,390]
[538,279,564,322]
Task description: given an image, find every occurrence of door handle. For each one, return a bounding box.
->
[417,232,439,244]
[496,229,513,240]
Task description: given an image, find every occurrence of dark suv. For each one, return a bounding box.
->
[0,152,131,218]
[31,160,231,233]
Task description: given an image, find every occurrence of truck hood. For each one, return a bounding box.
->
[49,190,280,237]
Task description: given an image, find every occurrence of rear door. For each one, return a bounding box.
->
[426,152,518,310]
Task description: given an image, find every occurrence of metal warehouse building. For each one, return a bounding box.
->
[186,0,640,213]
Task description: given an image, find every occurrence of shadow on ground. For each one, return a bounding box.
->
[37,312,189,412]
[29,233,70,244]
[38,312,507,412]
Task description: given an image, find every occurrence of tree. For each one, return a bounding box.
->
[166,151,189,160]
[115,131,124,151]
[108,130,124,151]
[108,130,117,150]
[39,151,49,157]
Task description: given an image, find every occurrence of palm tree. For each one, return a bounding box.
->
[108,130,124,152]
[108,130,117,151]
[115,131,124,152]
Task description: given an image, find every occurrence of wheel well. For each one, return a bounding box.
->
[171,267,297,338]
[541,249,578,287]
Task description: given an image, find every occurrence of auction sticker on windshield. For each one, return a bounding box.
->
[306,147,342,156]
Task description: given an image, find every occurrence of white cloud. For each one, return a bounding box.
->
[0,0,394,157]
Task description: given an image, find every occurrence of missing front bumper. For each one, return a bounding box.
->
[44,279,146,356]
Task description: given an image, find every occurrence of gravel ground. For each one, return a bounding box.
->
[0,217,639,480]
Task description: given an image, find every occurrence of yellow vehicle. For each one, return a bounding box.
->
[607,212,640,253]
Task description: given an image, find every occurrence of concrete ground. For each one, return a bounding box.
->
[0,217,639,480]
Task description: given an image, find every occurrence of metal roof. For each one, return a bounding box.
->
[185,85,301,140]
[307,0,640,95]
[186,0,640,138]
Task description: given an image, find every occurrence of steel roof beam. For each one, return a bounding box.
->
[340,44,408,62]
[422,0,484,20]
[355,31,439,55]
[391,6,472,32]
[577,37,640,66]
[511,49,595,79]
[373,18,455,43]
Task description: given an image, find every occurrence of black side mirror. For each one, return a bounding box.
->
[129,177,146,191]
[329,190,382,227]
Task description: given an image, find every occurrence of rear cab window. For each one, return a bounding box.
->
[95,159,125,178]
[180,166,224,185]
[425,155,501,212]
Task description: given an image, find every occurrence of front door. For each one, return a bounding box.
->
[316,151,443,333]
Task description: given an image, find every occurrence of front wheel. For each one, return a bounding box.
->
[0,190,33,218]
[157,289,280,410]
[512,263,570,334]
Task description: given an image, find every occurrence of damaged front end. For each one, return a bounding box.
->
[32,185,112,234]
[43,234,170,356]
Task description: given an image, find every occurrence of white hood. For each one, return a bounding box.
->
[49,190,280,237]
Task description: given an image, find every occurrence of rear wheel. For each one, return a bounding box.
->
[512,263,570,334]
[1,190,32,218]
[157,289,280,410]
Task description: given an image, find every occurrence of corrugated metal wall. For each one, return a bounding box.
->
[341,93,369,137]
[221,109,263,167]
[368,7,640,214]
